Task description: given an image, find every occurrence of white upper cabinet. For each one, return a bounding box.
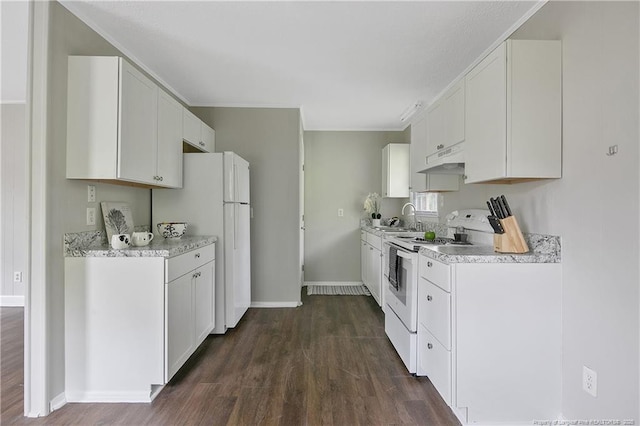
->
[410,111,459,193]
[157,90,183,188]
[410,111,429,192]
[382,143,409,198]
[66,56,183,188]
[182,108,214,153]
[464,40,562,184]
[426,79,465,156]
[118,60,158,184]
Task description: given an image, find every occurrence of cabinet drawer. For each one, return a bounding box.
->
[418,324,451,406]
[166,244,215,282]
[419,255,450,292]
[367,233,382,250]
[418,278,451,350]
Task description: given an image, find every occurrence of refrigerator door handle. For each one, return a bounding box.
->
[233,163,238,203]
[234,203,238,250]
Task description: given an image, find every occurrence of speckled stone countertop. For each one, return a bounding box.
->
[361,223,448,238]
[419,233,561,264]
[64,230,217,258]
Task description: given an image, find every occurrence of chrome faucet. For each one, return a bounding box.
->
[401,202,416,215]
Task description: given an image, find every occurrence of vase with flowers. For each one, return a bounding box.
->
[364,192,382,227]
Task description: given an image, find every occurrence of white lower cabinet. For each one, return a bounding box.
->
[65,243,215,403]
[418,324,452,406]
[166,272,195,380]
[417,253,561,424]
[361,230,383,307]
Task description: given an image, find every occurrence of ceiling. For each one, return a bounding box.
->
[8,1,544,130]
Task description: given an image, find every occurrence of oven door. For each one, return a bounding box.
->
[384,243,418,333]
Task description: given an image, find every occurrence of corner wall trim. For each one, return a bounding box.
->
[0,296,25,307]
[250,301,300,308]
[303,281,364,287]
[49,392,66,411]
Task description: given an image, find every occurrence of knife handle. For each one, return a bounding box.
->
[500,195,513,217]
[486,201,496,217]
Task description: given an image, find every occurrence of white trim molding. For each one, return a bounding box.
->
[49,393,66,412]
[0,296,25,307]
[303,281,364,287]
[25,0,50,418]
[250,301,300,308]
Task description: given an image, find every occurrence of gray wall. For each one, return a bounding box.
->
[192,107,302,305]
[303,130,409,283]
[440,1,639,419]
[44,2,156,400]
[1,104,27,303]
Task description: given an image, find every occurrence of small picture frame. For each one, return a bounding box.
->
[101,202,135,242]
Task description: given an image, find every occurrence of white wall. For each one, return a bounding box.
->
[1,104,27,306]
[41,2,165,402]
[441,1,639,419]
[303,130,409,283]
[193,107,302,306]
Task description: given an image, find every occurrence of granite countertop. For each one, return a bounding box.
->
[361,223,448,238]
[64,231,217,258]
[419,233,561,264]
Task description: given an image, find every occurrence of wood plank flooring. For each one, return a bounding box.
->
[1,291,460,425]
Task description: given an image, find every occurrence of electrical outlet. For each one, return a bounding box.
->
[582,366,597,397]
[13,272,22,283]
[86,207,96,225]
[87,185,96,202]
[338,208,344,217]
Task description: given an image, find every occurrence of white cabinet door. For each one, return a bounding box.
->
[166,272,194,381]
[382,144,409,198]
[464,43,507,184]
[443,79,465,148]
[426,101,445,156]
[194,261,215,346]
[361,239,368,287]
[369,246,382,306]
[182,108,201,148]
[200,122,215,153]
[157,90,183,188]
[410,111,428,192]
[118,59,158,185]
[418,325,452,406]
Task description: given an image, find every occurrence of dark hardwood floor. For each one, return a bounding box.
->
[1,291,460,425]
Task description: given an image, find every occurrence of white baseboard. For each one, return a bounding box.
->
[65,390,152,403]
[250,301,300,308]
[1,295,25,307]
[303,281,364,287]
[50,392,66,411]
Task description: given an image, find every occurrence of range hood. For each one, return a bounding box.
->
[419,141,465,175]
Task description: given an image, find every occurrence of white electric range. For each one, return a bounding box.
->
[383,209,493,374]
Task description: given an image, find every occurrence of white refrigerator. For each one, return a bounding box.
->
[152,152,251,334]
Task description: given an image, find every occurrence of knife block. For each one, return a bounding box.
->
[494,216,529,254]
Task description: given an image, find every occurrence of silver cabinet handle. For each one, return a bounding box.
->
[199,141,205,147]
[195,253,201,258]
[427,295,432,301]
[463,175,468,180]
[427,343,433,349]
[427,261,433,267]
[437,144,444,150]
[159,176,163,181]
